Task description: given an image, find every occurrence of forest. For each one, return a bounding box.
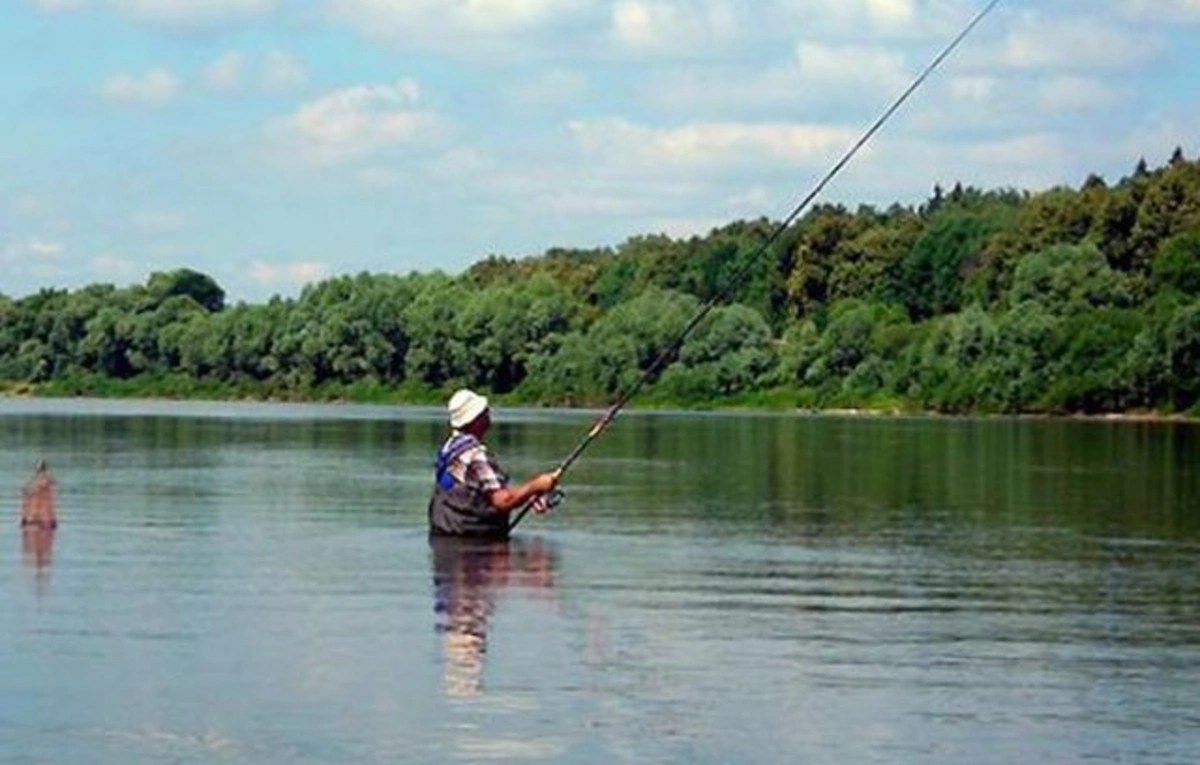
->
[2,151,1199,416]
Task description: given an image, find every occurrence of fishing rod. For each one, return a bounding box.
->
[510,0,1004,532]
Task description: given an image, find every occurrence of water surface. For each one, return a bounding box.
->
[2,398,1198,764]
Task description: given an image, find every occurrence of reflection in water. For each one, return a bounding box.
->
[430,536,558,698]
[21,526,55,596]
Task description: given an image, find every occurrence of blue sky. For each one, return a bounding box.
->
[2,0,1198,303]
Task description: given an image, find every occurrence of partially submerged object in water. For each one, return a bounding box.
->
[20,460,58,529]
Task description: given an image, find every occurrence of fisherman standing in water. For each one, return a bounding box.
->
[428,389,559,538]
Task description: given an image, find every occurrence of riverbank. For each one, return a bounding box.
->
[3,376,1197,424]
[807,406,1199,424]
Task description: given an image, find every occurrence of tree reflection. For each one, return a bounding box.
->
[430,535,558,698]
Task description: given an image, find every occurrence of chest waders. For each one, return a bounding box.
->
[428,433,511,538]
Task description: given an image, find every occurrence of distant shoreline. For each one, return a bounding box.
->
[804,406,1198,424]
[3,387,1196,425]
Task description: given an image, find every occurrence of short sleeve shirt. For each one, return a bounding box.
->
[444,435,508,493]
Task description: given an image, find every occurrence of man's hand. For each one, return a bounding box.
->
[489,470,561,513]
[529,470,560,495]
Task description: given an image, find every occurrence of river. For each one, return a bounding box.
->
[2,398,1198,764]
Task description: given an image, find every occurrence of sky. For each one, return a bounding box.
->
[2,0,1198,303]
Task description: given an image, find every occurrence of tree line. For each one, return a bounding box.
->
[2,150,1199,416]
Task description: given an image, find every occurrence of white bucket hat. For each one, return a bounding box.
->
[448,389,489,429]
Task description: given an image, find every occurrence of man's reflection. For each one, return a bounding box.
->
[430,535,558,698]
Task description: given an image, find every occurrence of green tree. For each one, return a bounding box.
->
[1129,159,1200,271]
[776,319,823,385]
[784,205,868,317]
[668,303,776,396]
[402,276,469,388]
[828,214,920,304]
[895,208,1009,319]
[1042,308,1143,412]
[1009,243,1132,314]
[1153,231,1200,297]
[146,269,226,313]
[80,307,135,378]
[1165,301,1200,408]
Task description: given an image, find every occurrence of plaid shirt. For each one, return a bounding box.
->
[441,433,507,493]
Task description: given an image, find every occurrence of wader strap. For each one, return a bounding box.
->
[435,433,480,490]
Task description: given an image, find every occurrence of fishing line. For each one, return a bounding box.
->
[511,0,1003,531]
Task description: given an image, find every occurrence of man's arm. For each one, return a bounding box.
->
[487,472,559,513]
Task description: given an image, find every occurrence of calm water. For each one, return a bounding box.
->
[2,398,1198,764]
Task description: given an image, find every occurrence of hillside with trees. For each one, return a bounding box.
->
[3,151,1199,416]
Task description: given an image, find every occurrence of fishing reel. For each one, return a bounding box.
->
[524,487,564,516]
[544,487,566,510]
[509,481,567,530]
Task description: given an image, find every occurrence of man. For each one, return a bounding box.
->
[428,389,559,538]
[20,459,57,529]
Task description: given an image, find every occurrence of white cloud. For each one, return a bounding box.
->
[726,185,771,210]
[427,146,490,180]
[567,117,853,172]
[330,0,593,43]
[793,41,909,94]
[960,132,1067,168]
[91,254,139,280]
[262,50,307,92]
[26,238,65,258]
[611,0,660,47]
[204,50,306,94]
[634,42,908,119]
[611,0,738,52]
[766,0,961,40]
[31,0,275,20]
[101,68,180,105]
[911,70,1130,136]
[533,188,647,215]
[455,0,593,30]
[129,211,188,234]
[1036,76,1121,112]
[833,130,1078,201]
[643,214,729,239]
[1115,116,1200,168]
[947,75,999,102]
[1,240,67,268]
[205,52,244,92]
[864,0,916,28]
[508,69,589,108]
[248,260,329,287]
[1120,0,1200,23]
[272,79,444,165]
[991,13,1162,72]
[30,0,87,11]
[461,157,702,223]
[113,0,275,29]
[353,167,400,188]
[9,195,48,218]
